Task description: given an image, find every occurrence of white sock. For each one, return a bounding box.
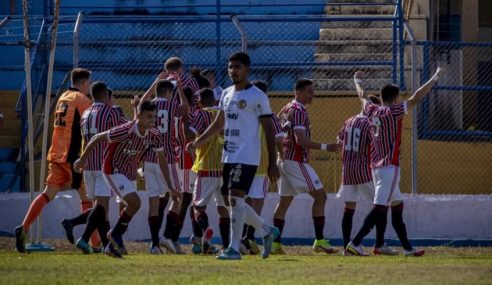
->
[229,196,246,252]
[244,203,271,237]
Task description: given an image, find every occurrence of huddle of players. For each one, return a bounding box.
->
[14,51,442,259]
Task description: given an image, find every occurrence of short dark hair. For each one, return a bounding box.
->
[164,57,183,71]
[183,87,194,105]
[155,80,175,97]
[138,100,157,113]
[368,94,381,105]
[380,84,400,103]
[251,80,268,93]
[191,68,210,89]
[198,88,215,104]
[295,78,313,91]
[71,68,91,84]
[229,52,251,66]
[90,81,109,102]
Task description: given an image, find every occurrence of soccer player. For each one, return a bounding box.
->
[202,69,223,105]
[15,68,93,253]
[272,78,338,255]
[62,81,127,253]
[241,79,284,255]
[337,94,398,256]
[73,101,179,258]
[139,77,188,254]
[187,88,229,254]
[346,68,443,256]
[187,52,279,260]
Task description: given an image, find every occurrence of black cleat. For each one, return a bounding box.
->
[61,219,75,244]
[14,226,26,253]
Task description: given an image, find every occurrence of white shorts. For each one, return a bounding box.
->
[84,171,112,199]
[248,175,269,199]
[144,162,181,198]
[193,174,225,207]
[103,173,137,199]
[278,160,323,197]
[337,182,375,203]
[372,165,404,206]
[178,168,196,193]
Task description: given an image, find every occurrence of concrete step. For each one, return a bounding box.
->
[325,4,395,15]
[312,66,393,79]
[315,52,392,62]
[316,40,393,53]
[320,28,393,41]
[321,19,393,29]
[313,78,393,92]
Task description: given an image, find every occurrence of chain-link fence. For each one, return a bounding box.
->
[10,3,492,195]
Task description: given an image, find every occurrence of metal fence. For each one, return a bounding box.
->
[7,1,492,195]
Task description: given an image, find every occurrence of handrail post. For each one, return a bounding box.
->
[73,11,83,68]
[397,0,405,90]
[231,15,248,52]
[405,21,418,195]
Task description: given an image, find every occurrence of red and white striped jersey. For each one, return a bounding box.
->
[81,103,127,171]
[168,74,200,105]
[280,100,311,163]
[145,98,183,164]
[104,121,164,181]
[337,114,373,185]
[364,101,407,168]
[177,104,198,169]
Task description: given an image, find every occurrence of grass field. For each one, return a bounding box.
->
[1,238,491,285]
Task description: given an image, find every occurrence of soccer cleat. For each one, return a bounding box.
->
[91,246,103,254]
[206,244,221,255]
[247,239,260,255]
[216,247,241,260]
[343,249,354,256]
[61,219,75,244]
[261,226,280,259]
[174,242,185,255]
[149,244,163,255]
[346,241,368,256]
[313,239,338,254]
[202,228,214,254]
[76,238,93,254]
[190,235,202,254]
[104,243,122,258]
[14,226,26,253]
[106,230,124,258]
[271,241,286,255]
[239,240,249,255]
[159,237,176,254]
[404,248,425,257]
[373,245,399,256]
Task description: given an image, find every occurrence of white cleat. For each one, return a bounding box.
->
[404,248,425,257]
[149,245,163,255]
[159,237,177,254]
[173,242,186,255]
[346,241,368,256]
[373,245,399,256]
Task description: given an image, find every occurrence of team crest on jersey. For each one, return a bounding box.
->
[119,185,125,191]
[238,99,247,109]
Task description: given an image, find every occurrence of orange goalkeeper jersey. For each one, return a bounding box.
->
[47,88,92,163]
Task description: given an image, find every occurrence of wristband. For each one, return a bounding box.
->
[354,79,363,84]
[321,143,327,151]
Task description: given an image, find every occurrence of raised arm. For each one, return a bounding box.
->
[175,74,189,121]
[407,67,443,110]
[141,72,167,102]
[354,71,369,107]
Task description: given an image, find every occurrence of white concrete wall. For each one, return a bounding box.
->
[1,192,491,241]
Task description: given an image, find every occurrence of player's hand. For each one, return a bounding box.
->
[354,71,365,81]
[131,95,140,108]
[158,71,169,80]
[73,158,84,174]
[185,142,196,156]
[170,188,182,199]
[268,163,280,181]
